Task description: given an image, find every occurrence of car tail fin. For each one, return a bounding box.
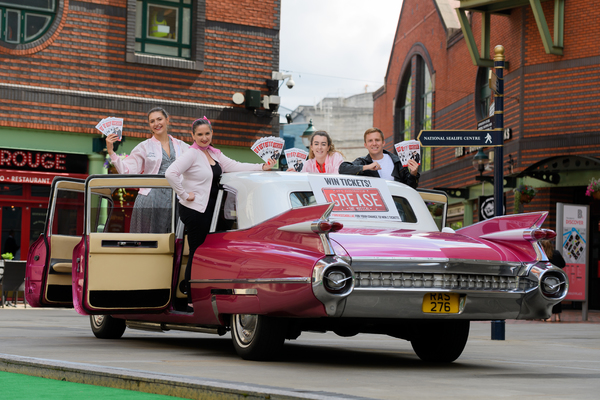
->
[270,203,343,256]
[278,203,343,234]
[457,211,552,260]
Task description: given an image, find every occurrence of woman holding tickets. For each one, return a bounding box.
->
[106,107,190,233]
[291,130,344,173]
[165,117,274,300]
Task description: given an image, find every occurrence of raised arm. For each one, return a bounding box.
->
[107,137,146,174]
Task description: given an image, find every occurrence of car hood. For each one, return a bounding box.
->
[330,228,514,262]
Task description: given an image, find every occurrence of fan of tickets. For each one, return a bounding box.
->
[284,148,309,171]
[251,136,285,162]
[96,117,124,140]
[394,139,421,167]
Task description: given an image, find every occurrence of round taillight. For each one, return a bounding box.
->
[531,229,546,240]
[524,229,556,242]
[317,221,332,232]
[331,221,343,232]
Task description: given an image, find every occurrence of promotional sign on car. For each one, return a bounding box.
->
[308,175,400,221]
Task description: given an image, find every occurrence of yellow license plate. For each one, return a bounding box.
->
[422,293,460,314]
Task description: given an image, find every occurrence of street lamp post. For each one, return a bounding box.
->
[492,45,506,341]
[302,119,316,149]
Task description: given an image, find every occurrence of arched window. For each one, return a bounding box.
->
[418,59,433,171]
[399,74,412,141]
[0,0,55,44]
[396,54,433,172]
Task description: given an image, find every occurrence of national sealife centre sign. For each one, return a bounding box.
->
[417,130,503,147]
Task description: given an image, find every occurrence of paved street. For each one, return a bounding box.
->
[1,308,599,399]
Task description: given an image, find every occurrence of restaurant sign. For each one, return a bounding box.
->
[0,148,88,174]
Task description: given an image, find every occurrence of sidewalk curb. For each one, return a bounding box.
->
[0,354,371,400]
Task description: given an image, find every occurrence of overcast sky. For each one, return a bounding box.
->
[278,0,404,114]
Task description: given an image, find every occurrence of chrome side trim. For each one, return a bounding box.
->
[125,321,223,335]
[233,288,257,295]
[190,277,311,284]
[211,294,219,321]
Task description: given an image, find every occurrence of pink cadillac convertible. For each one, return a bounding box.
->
[25,172,567,362]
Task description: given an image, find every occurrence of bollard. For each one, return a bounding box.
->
[491,320,505,340]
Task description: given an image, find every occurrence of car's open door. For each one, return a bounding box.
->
[26,178,112,307]
[73,175,177,315]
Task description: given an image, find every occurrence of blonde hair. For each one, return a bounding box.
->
[364,127,384,142]
[308,130,344,159]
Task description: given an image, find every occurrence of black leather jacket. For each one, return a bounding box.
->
[338,150,419,189]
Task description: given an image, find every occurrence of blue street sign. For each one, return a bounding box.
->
[417,130,503,147]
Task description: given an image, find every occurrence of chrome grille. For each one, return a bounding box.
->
[354,272,520,291]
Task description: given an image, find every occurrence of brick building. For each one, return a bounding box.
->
[0,0,281,258]
[374,0,600,310]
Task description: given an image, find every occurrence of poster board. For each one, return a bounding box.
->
[556,203,589,302]
[308,175,400,222]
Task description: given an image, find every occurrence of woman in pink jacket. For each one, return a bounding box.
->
[106,107,190,233]
[106,107,189,233]
[293,130,344,174]
[165,117,274,304]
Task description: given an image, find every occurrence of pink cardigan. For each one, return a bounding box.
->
[165,146,263,213]
[301,152,344,174]
[110,135,189,195]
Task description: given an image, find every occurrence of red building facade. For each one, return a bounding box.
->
[374,0,600,310]
[0,0,281,259]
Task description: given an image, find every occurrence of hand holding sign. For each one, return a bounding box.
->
[394,139,421,167]
[252,136,285,163]
[284,148,309,171]
[96,117,124,140]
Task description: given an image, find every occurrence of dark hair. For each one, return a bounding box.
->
[192,116,212,133]
[364,127,384,142]
[147,107,169,120]
[308,130,344,159]
[541,240,554,259]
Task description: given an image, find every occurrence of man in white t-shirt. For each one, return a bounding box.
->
[339,127,419,188]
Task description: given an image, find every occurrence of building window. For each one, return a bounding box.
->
[135,0,192,59]
[475,67,492,120]
[0,0,55,44]
[396,54,434,172]
[419,59,432,171]
[127,0,205,71]
[399,75,412,141]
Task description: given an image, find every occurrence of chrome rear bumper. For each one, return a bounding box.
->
[337,259,568,320]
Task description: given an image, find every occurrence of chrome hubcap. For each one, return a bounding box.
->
[92,315,105,327]
[235,314,257,346]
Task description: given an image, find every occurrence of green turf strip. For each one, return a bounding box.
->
[0,371,181,399]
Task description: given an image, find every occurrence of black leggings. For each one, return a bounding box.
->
[178,203,213,288]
